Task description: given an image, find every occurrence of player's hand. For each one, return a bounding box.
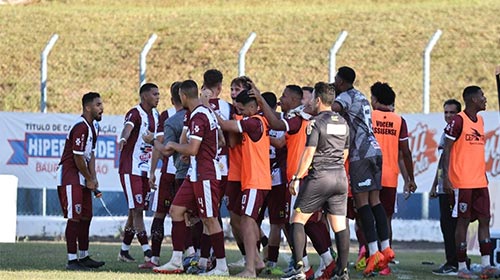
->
[429,185,437,198]
[247,81,263,104]
[86,178,98,190]
[142,131,154,145]
[407,181,417,193]
[288,179,300,196]
[180,154,190,163]
[149,174,157,190]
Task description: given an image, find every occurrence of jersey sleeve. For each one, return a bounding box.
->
[71,123,89,155]
[283,115,302,134]
[189,113,207,142]
[239,117,263,142]
[305,119,320,147]
[334,92,351,112]
[445,115,463,141]
[124,109,141,128]
[399,117,409,141]
[157,110,169,136]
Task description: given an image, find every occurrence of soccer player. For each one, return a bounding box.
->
[253,83,333,279]
[152,80,229,276]
[283,82,350,280]
[370,82,416,275]
[117,83,160,266]
[57,92,105,270]
[442,85,499,279]
[429,99,461,276]
[142,81,183,268]
[331,66,394,276]
[216,90,271,277]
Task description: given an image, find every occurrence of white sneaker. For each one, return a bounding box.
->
[228,257,246,268]
[152,260,183,274]
[199,268,230,276]
[314,262,326,279]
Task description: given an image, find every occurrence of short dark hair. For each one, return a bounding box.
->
[313,82,335,106]
[262,92,277,109]
[203,69,223,89]
[180,80,198,99]
[139,83,158,94]
[235,89,256,106]
[170,81,182,105]
[337,66,356,84]
[82,92,101,108]
[462,85,481,103]
[370,82,396,106]
[443,99,462,112]
[286,85,303,99]
[301,86,313,93]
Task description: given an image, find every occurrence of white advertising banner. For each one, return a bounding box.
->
[0,111,499,193]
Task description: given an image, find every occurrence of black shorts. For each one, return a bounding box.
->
[293,169,348,216]
[349,156,382,194]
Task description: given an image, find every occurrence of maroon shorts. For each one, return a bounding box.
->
[120,173,150,209]
[58,184,92,219]
[240,188,269,221]
[379,187,397,216]
[268,183,291,224]
[225,181,242,212]
[172,179,222,218]
[457,188,491,220]
[151,173,177,214]
[346,197,357,220]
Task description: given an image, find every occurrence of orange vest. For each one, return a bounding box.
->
[372,110,402,188]
[240,115,272,190]
[228,114,243,181]
[285,118,308,181]
[449,112,487,189]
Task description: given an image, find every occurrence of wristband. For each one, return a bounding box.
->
[291,175,299,182]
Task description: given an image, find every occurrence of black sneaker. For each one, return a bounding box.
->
[66,260,91,271]
[80,256,105,268]
[432,264,458,276]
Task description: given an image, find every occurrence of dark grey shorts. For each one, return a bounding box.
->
[293,169,348,215]
[349,156,382,194]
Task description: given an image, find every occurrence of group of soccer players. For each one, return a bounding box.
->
[56,66,500,279]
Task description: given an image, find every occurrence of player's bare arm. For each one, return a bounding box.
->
[147,134,164,190]
[118,123,133,151]
[289,146,316,196]
[248,82,287,131]
[400,139,417,193]
[167,138,202,156]
[73,154,97,190]
[441,137,455,195]
[270,135,286,149]
[331,101,343,113]
[88,152,99,189]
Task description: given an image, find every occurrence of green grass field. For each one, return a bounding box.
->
[0,240,481,279]
[1,0,499,114]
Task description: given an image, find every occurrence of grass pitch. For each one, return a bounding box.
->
[0,240,480,279]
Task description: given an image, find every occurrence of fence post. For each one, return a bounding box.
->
[238,32,257,77]
[40,34,59,113]
[139,34,158,88]
[329,31,348,83]
[423,29,442,114]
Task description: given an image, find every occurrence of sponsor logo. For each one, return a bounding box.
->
[465,128,485,143]
[408,122,438,176]
[459,202,468,213]
[358,178,372,187]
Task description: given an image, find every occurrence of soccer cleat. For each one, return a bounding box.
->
[304,266,314,280]
[66,260,91,271]
[117,250,135,262]
[152,260,184,274]
[138,260,159,269]
[182,254,199,271]
[199,267,230,276]
[316,260,336,279]
[228,256,246,268]
[331,268,350,280]
[457,268,479,279]
[363,251,385,276]
[355,245,367,271]
[380,247,395,264]
[432,264,458,276]
[79,256,105,268]
[479,266,500,279]
[185,264,207,274]
[280,266,306,280]
[379,266,392,276]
